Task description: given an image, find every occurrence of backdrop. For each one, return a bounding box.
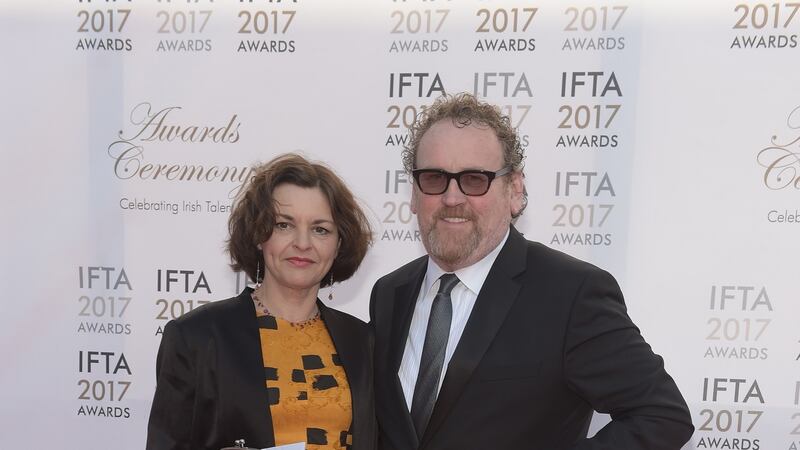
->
[1,0,798,449]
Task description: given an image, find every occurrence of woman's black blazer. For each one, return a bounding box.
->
[146,288,376,450]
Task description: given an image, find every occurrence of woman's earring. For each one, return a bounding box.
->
[328,272,334,301]
[255,244,263,289]
[255,259,262,289]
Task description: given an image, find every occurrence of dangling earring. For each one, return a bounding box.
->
[329,241,340,301]
[254,244,263,289]
[255,259,262,289]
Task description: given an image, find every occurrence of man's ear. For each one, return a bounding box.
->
[509,171,525,216]
[410,183,419,214]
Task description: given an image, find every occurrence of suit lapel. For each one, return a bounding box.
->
[388,267,426,374]
[421,228,527,447]
[387,259,427,448]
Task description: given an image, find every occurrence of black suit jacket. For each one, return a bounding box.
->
[146,287,376,450]
[370,227,693,450]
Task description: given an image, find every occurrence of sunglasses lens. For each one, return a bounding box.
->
[417,172,448,194]
[414,169,499,196]
[459,173,490,195]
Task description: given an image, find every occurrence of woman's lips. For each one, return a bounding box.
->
[287,257,314,266]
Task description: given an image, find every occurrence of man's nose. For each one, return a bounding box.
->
[441,178,466,206]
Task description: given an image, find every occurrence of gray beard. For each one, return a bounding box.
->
[425,223,482,268]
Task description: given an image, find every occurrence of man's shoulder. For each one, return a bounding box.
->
[518,236,609,278]
[373,254,428,288]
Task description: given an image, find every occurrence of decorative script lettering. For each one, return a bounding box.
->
[107,102,253,197]
[757,105,800,190]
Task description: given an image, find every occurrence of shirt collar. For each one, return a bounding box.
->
[423,228,510,296]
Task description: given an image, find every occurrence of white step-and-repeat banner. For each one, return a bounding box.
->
[1,0,798,448]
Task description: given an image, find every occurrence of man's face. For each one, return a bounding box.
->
[411,119,523,271]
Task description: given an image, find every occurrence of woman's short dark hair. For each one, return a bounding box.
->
[228,153,372,287]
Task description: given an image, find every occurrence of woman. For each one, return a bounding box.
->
[146,154,375,450]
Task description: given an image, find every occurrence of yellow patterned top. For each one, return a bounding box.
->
[257,311,353,449]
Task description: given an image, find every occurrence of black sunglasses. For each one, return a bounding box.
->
[411,166,512,196]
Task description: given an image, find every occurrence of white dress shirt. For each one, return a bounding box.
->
[398,230,510,410]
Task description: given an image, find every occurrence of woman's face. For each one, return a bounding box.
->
[260,183,339,293]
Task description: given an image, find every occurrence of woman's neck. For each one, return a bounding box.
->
[253,283,320,323]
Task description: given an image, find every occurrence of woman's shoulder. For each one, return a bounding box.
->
[319,303,368,332]
[171,289,253,331]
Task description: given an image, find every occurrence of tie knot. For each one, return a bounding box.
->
[437,273,460,296]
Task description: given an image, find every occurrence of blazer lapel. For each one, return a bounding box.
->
[421,228,527,447]
[319,302,377,450]
[220,289,275,448]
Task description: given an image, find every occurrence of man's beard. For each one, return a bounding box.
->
[424,207,481,267]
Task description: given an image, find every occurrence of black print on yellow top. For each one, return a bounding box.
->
[302,355,324,370]
[257,313,353,449]
[258,315,278,330]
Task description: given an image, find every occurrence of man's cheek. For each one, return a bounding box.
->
[410,189,419,214]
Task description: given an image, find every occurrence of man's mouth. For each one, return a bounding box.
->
[441,217,469,223]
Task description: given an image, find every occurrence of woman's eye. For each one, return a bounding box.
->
[275,222,290,230]
[313,226,330,235]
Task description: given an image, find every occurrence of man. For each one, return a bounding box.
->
[369,93,693,449]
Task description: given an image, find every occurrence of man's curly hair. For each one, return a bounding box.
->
[401,92,527,216]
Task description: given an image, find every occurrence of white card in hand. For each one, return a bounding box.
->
[262,442,305,450]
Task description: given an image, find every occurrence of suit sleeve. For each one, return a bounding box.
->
[564,269,694,449]
[146,320,196,450]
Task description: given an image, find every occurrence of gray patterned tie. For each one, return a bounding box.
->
[410,273,460,440]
